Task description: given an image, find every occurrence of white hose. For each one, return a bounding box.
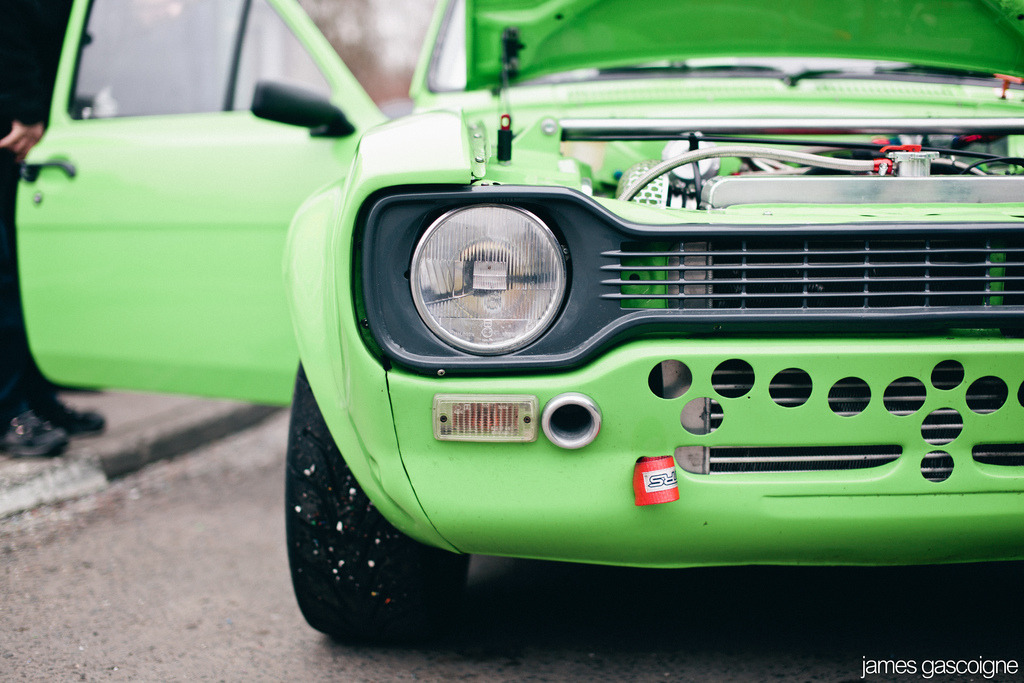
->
[618,145,877,201]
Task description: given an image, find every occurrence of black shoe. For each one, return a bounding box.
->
[1,410,68,458]
[33,399,105,436]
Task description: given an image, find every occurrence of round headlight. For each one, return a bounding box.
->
[410,204,566,354]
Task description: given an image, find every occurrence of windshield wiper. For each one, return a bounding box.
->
[879,64,993,78]
[596,64,788,80]
[787,64,1009,88]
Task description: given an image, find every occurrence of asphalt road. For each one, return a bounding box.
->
[2,412,1021,682]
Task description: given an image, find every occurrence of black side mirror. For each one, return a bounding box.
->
[251,81,354,137]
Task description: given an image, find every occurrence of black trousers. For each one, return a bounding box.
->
[0,125,56,423]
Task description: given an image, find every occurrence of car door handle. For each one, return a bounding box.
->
[20,160,77,182]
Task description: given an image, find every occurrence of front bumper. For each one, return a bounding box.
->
[386,336,1024,567]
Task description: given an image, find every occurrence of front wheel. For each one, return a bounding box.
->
[284,367,468,642]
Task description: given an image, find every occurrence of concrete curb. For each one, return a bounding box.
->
[0,454,107,519]
[0,397,282,519]
[90,402,281,479]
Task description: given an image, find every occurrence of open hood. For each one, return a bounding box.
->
[464,0,1024,89]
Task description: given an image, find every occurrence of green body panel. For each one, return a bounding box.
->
[465,0,1024,89]
[388,337,1024,566]
[19,114,349,403]
[16,0,382,404]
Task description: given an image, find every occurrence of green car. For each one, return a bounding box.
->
[17,0,1024,641]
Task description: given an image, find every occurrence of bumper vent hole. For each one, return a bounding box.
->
[770,368,812,408]
[883,377,926,415]
[931,360,964,390]
[966,376,1008,414]
[712,359,754,398]
[828,377,871,416]
[921,408,963,445]
[681,398,721,435]
[922,450,954,482]
[648,360,692,399]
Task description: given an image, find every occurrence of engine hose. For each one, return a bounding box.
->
[618,145,877,202]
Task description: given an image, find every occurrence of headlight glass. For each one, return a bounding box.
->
[410,204,566,354]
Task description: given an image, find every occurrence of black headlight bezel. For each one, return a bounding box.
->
[361,186,618,375]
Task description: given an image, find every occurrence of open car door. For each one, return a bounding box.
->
[16,0,381,405]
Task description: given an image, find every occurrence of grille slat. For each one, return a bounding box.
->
[607,290,1015,300]
[922,407,962,417]
[922,423,965,433]
[605,276,1024,286]
[604,263,1023,273]
[609,247,1024,259]
[769,398,811,406]
[602,264,1019,274]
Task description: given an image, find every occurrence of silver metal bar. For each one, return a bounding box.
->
[603,261,1022,273]
[606,248,1024,260]
[605,290,1007,299]
[924,408,963,417]
[973,447,1024,458]
[604,262,1024,272]
[603,276,1024,286]
[560,117,1024,139]
[701,175,1024,207]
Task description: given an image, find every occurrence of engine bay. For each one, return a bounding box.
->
[557,118,1024,209]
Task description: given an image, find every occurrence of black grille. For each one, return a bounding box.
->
[605,237,1024,310]
[708,445,901,473]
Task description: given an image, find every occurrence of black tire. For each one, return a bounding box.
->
[285,366,469,642]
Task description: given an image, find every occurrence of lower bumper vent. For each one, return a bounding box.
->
[676,445,902,474]
[973,443,1024,467]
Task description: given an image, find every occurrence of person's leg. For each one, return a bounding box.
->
[0,139,68,456]
[0,143,30,422]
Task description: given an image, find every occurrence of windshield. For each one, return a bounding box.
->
[429,0,467,92]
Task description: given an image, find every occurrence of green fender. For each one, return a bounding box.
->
[283,110,477,550]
